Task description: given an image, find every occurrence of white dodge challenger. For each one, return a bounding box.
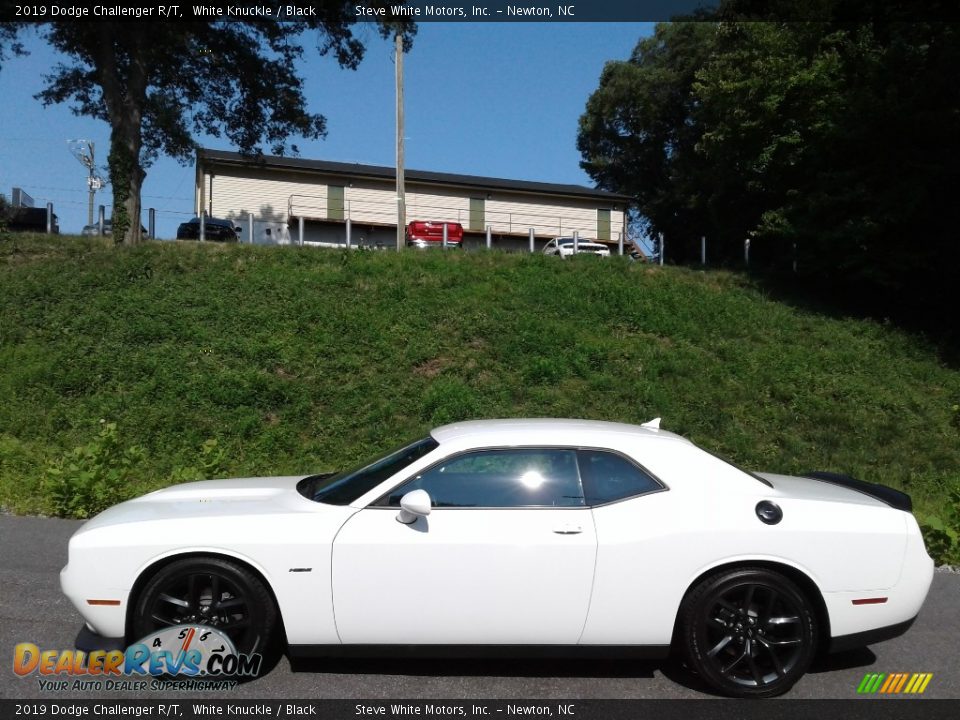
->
[61,418,934,697]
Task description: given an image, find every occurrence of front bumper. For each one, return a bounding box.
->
[75,624,126,653]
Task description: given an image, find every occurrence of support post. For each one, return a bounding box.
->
[529,228,535,253]
[199,210,206,242]
[442,222,448,249]
[573,230,579,254]
[148,208,155,239]
[395,32,405,252]
[346,218,352,248]
[486,225,491,250]
[46,202,53,234]
[298,216,305,246]
[618,232,624,257]
[248,213,254,244]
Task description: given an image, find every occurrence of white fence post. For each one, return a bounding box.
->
[298,217,304,246]
[199,210,206,242]
[618,232,624,256]
[346,218,352,248]
[46,202,53,234]
[148,208,155,239]
[98,205,105,235]
[659,232,664,266]
[248,213,254,244]
[701,235,706,265]
[744,238,750,266]
[529,228,535,253]
[573,230,579,254]
[442,222,448,249]
[485,225,491,250]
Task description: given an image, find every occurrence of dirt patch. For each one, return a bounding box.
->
[413,357,449,378]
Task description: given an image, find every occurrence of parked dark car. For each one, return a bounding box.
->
[176,216,241,242]
[82,221,148,237]
[7,207,58,234]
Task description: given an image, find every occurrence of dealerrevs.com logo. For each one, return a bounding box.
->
[14,625,260,691]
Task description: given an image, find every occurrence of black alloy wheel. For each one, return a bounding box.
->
[132,557,277,659]
[679,567,817,698]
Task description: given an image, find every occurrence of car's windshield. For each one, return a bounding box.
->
[297,436,439,505]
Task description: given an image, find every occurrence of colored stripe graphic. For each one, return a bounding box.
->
[857,672,932,694]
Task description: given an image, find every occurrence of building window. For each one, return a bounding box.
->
[328,185,345,221]
[469,197,485,232]
[597,209,611,242]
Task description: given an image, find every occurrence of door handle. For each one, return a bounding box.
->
[553,524,583,535]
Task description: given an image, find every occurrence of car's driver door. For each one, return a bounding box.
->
[331,447,597,645]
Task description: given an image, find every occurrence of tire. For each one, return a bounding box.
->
[131,557,278,665]
[677,567,817,698]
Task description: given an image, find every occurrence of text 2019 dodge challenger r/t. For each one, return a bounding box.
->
[60,418,934,697]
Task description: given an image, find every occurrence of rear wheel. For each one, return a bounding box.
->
[678,567,817,697]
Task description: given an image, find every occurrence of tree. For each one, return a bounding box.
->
[579,3,960,326]
[1,7,414,244]
[577,22,719,264]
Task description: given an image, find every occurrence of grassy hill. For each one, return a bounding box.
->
[2,233,958,559]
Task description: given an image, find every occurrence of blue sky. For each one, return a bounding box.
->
[0,22,652,238]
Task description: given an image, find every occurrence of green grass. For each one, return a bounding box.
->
[1,233,958,531]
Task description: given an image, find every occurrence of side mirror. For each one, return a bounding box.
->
[396,489,432,525]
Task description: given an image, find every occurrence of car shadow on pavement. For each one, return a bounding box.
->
[807,647,876,674]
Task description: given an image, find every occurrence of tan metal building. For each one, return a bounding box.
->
[194,149,631,251]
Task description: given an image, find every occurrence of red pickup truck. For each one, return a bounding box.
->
[405,220,463,249]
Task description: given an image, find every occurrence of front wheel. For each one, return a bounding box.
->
[131,557,278,668]
[677,567,817,698]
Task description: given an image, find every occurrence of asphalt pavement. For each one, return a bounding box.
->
[1,514,956,701]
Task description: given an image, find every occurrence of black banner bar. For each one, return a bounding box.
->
[3,1,959,24]
[2,700,960,720]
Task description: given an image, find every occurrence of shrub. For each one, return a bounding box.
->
[168,439,228,484]
[917,487,960,567]
[43,421,145,519]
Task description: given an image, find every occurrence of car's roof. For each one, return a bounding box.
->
[430,418,690,447]
[185,217,232,224]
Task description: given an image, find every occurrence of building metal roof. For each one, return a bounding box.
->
[198,149,633,204]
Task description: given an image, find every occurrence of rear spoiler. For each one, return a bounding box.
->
[803,471,912,513]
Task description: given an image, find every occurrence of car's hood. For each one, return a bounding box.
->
[78,475,323,531]
[758,472,907,510]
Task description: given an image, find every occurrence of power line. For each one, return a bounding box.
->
[0,182,190,202]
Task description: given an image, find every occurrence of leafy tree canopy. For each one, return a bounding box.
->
[1,6,415,243]
[578,1,960,327]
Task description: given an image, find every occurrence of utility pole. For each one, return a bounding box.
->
[395,31,405,252]
[68,140,104,226]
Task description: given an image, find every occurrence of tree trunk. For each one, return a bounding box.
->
[98,24,147,245]
[108,119,145,245]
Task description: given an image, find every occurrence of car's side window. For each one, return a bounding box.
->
[379,448,585,508]
[577,449,663,505]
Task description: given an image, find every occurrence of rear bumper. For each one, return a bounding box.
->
[829,616,917,653]
[823,523,933,647]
